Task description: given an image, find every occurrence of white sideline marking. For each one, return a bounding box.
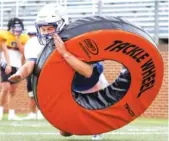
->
[0,132,167,135]
[0,123,50,127]
[1,122,167,130]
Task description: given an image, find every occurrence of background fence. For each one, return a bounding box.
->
[0,0,168,42]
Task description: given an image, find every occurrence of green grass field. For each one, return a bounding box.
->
[0,114,168,141]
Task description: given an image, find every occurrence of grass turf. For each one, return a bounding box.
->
[0,114,168,141]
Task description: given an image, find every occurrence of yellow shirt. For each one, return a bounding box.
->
[0,30,29,49]
[0,30,30,68]
[0,31,6,50]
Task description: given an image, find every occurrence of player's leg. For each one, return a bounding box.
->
[0,65,11,120]
[8,82,21,120]
[22,76,37,120]
[22,76,44,120]
[6,67,21,120]
[0,82,10,120]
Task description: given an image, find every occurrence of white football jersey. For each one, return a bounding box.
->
[24,36,44,60]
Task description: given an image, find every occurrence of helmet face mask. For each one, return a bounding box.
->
[11,24,23,36]
[35,21,64,45]
[35,4,67,45]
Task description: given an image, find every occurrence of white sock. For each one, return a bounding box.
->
[0,106,4,116]
[37,110,44,119]
[37,110,40,114]
[8,109,15,116]
[30,112,36,115]
[28,92,34,97]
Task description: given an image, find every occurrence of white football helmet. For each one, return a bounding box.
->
[35,4,68,44]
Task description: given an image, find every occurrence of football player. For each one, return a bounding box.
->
[0,18,29,120]
[9,4,108,140]
[21,27,44,120]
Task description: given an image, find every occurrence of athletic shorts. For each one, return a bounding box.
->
[0,64,18,84]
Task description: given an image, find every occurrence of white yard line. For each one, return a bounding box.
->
[0,132,167,135]
[0,122,167,136]
[0,122,50,127]
[0,122,168,130]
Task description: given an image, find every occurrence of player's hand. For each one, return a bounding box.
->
[8,73,24,83]
[5,65,12,74]
[53,34,68,56]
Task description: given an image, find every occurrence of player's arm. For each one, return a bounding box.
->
[16,36,25,65]
[9,35,40,83]
[20,46,26,65]
[8,60,35,83]
[1,40,12,74]
[53,34,93,78]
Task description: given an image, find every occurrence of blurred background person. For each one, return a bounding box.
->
[0,32,11,120]
[0,17,29,120]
